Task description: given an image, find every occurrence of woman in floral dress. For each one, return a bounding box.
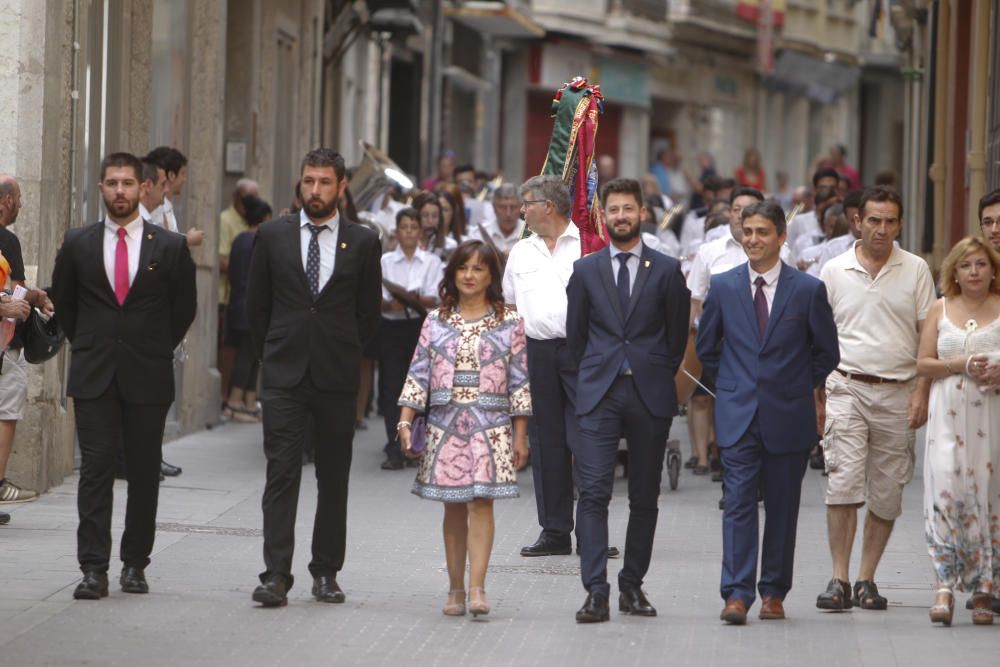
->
[397,240,531,618]
[917,236,1000,625]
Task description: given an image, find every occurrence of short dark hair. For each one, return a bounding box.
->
[100,152,143,181]
[395,206,419,226]
[730,186,764,203]
[814,185,838,207]
[241,195,271,226]
[741,200,787,236]
[140,159,160,184]
[145,146,187,177]
[842,189,864,212]
[600,178,643,208]
[300,148,346,181]
[859,186,904,220]
[812,167,839,187]
[717,177,737,190]
[978,189,1000,221]
[702,175,725,193]
[454,164,475,176]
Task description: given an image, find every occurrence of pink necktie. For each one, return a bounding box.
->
[114,227,129,305]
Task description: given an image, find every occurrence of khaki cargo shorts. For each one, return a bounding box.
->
[0,348,29,421]
[823,372,915,521]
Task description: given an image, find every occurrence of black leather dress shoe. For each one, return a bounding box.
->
[73,571,109,600]
[312,575,345,603]
[521,537,572,557]
[160,461,182,477]
[120,566,149,594]
[576,592,610,623]
[619,586,657,616]
[252,575,288,607]
[575,545,621,558]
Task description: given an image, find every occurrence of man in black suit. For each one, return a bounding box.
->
[566,178,690,622]
[50,152,197,599]
[247,148,381,607]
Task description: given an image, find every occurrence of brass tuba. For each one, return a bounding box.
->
[348,141,413,211]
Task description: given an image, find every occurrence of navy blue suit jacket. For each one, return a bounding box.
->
[566,244,691,418]
[696,262,839,453]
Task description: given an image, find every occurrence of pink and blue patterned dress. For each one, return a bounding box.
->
[398,307,532,502]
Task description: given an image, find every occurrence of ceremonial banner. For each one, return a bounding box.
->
[539,77,607,255]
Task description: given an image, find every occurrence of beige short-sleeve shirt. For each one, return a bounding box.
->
[820,242,936,380]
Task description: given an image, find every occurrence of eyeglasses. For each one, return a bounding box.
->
[982,218,1000,229]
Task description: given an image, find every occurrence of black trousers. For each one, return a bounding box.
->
[229,329,260,392]
[260,374,355,588]
[575,376,671,597]
[75,380,170,573]
[377,317,423,456]
[525,337,577,541]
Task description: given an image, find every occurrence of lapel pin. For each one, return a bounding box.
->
[147,234,153,240]
[643,260,650,268]
[340,242,347,249]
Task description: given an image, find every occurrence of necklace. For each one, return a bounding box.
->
[961,295,990,333]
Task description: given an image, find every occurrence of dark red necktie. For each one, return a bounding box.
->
[114,227,129,305]
[753,275,768,339]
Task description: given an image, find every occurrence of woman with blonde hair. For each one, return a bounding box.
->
[917,235,1000,625]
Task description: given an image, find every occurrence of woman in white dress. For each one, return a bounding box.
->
[917,236,1000,626]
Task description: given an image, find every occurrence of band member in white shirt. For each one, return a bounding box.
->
[503,175,618,559]
[379,208,443,470]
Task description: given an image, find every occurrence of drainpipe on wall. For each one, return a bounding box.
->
[966,0,990,234]
[928,0,949,269]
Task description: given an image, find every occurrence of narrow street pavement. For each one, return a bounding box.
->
[1,416,995,666]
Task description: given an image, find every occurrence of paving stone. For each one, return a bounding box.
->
[0,418,994,666]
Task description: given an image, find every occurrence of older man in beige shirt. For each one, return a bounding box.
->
[816,187,936,612]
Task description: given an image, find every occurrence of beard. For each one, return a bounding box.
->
[606,219,641,243]
[104,194,140,221]
[305,195,339,221]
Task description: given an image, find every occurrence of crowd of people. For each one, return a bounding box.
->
[1,137,997,630]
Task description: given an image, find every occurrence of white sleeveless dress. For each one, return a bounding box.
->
[923,298,1000,593]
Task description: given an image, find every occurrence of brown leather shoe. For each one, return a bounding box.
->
[759,596,785,620]
[720,598,748,625]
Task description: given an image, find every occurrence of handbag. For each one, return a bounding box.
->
[21,308,66,364]
[408,389,432,454]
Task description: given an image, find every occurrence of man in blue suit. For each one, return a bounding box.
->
[567,178,691,623]
[697,200,839,625]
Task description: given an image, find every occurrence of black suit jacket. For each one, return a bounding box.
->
[49,221,197,404]
[566,244,691,418]
[246,214,381,393]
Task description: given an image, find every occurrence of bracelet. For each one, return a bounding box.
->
[396,421,412,433]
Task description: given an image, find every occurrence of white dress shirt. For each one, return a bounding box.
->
[816,234,857,275]
[300,209,339,291]
[380,247,443,320]
[103,215,143,293]
[160,197,180,232]
[787,210,819,261]
[502,223,580,340]
[608,239,643,293]
[469,218,525,255]
[748,260,782,313]
[704,224,729,243]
